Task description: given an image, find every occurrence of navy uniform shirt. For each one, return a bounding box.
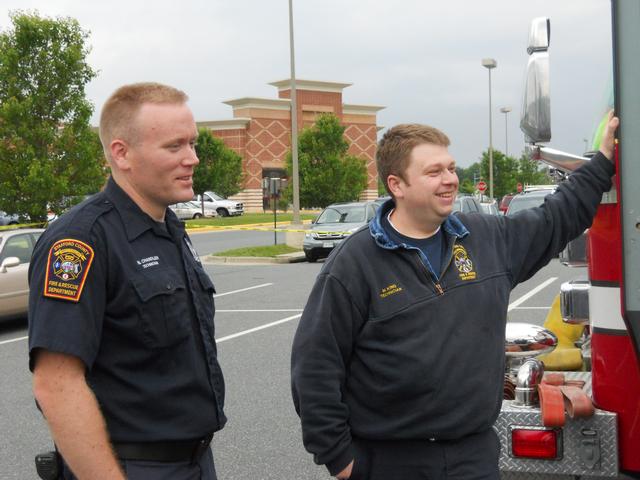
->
[28,177,226,442]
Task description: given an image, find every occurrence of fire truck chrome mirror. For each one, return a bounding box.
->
[520,17,551,144]
[560,280,590,325]
[520,53,551,144]
[527,17,550,54]
[560,232,588,267]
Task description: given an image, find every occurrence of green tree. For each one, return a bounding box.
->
[285,113,368,208]
[517,152,552,187]
[470,149,552,199]
[456,164,481,194]
[479,149,519,199]
[193,128,243,200]
[377,177,387,196]
[0,11,106,221]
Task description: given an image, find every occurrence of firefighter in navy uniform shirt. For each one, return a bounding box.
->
[28,83,225,480]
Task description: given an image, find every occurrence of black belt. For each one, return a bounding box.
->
[113,433,213,464]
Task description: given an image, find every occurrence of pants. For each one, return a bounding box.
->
[349,429,500,480]
[60,446,217,480]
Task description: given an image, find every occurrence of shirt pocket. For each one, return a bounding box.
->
[194,266,216,295]
[131,267,190,349]
[193,266,216,337]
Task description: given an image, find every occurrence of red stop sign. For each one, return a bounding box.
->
[477,181,487,193]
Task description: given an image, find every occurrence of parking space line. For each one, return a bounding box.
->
[0,335,28,346]
[508,277,557,311]
[217,309,302,312]
[0,307,301,348]
[216,313,302,343]
[511,307,550,310]
[214,283,273,298]
[0,295,555,348]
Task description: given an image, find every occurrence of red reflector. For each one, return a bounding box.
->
[511,428,559,459]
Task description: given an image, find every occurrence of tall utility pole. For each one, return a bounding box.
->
[289,0,300,224]
[500,106,512,157]
[482,58,497,200]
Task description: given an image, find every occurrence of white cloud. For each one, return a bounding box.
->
[1,0,613,167]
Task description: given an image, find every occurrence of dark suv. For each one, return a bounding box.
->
[453,196,482,214]
[506,189,556,216]
[303,201,379,262]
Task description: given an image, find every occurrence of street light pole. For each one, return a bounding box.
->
[288,0,300,224]
[482,58,497,200]
[500,106,512,157]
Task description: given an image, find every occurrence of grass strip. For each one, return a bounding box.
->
[213,244,301,257]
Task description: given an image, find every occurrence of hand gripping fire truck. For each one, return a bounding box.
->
[495,4,640,479]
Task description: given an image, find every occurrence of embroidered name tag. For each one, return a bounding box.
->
[380,283,403,298]
[43,238,95,302]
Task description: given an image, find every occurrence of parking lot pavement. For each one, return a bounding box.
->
[1,258,574,479]
[199,262,326,479]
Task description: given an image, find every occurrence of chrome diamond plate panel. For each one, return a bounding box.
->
[501,473,576,480]
[496,399,618,477]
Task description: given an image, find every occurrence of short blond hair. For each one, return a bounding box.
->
[376,124,450,196]
[99,82,188,158]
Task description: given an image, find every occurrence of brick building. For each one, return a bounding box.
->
[197,79,384,212]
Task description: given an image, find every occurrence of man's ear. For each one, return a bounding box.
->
[109,139,130,171]
[387,174,404,199]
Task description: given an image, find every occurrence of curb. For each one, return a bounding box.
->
[204,252,307,265]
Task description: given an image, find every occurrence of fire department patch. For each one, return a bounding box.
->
[43,238,95,302]
[453,244,476,281]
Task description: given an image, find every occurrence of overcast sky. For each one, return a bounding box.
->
[1,0,613,167]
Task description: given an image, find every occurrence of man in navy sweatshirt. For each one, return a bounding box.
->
[291,114,618,480]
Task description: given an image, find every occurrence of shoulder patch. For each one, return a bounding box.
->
[43,238,95,302]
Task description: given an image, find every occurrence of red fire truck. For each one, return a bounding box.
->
[496,3,640,478]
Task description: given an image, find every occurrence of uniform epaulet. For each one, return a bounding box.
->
[54,194,114,237]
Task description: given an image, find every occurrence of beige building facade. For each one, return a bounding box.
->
[197,79,384,212]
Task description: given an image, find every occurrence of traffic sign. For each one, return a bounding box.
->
[477,181,487,193]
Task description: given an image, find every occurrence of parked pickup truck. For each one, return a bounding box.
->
[193,191,244,217]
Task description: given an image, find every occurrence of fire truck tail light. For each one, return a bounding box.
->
[511,427,561,459]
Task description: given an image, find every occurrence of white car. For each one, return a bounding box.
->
[0,211,19,226]
[169,202,216,220]
[193,191,244,217]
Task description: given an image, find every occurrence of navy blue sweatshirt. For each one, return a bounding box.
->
[291,152,614,475]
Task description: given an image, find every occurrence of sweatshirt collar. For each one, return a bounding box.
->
[369,198,469,249]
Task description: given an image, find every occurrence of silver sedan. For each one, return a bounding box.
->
[0,228,44,320]
[169,201,217,220]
